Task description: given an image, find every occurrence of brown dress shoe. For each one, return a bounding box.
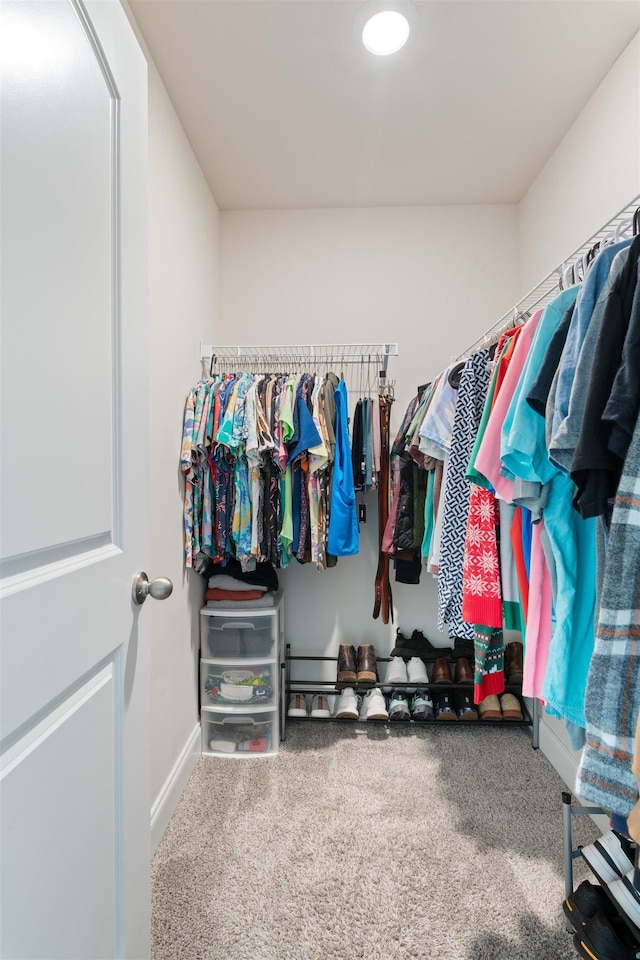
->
[430,658,452,684]
[356,644,377,685]
[337,644,357,685]
[454,657,473,684]
[505,642,523,686]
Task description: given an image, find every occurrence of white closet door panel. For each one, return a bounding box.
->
[0,666,117,960]
[1,0,114,564]
[1,1,151,956]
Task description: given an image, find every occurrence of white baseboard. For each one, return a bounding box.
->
[540,717,610,833]
[150,723,201,854]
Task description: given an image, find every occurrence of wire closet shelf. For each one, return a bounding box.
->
[199,341,399,386]
[456,194,640,361]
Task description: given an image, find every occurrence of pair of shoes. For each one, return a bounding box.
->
[287,693,332,718]
[581,830,636,885]
[334,687,388,720]
[387,689,435,721]
[477,693,523,721]
[382,656,429,692]
[573,909,640,960]
[430,657,473,684]
[337,644,377,687]
[505,641,523,685]
[433,689,478,721]
[389,628,451,660]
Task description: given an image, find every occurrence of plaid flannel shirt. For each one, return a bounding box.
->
[576,422,640,816]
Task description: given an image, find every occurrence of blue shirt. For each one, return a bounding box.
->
[327,381,359,557]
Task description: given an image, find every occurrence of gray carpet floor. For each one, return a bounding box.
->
[152,724,600,960]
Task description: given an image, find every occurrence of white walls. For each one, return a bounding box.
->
[220,206,519,674]
[139,45,220,824]
[518,33,640,292]
[122,0,221,847]
[517,31,640,791]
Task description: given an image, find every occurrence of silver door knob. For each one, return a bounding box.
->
[132,571,174,605]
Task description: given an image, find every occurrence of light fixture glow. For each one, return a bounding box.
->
[362,10,410,56]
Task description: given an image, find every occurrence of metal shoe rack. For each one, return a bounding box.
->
[284,647,539,746]
[562,791,640,946]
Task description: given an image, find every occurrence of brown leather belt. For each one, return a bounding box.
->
[373,395,393,623]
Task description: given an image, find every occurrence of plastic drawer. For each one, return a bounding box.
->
[200,613,277,659]
[201,658,277,708]
[201,708,278,757]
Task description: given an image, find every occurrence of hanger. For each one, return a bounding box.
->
[448,361,466,389]
[615,217,631,242]
[634,207,640,236]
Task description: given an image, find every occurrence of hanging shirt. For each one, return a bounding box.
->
[181,383,202,567]
[551,238,635,448]
[501,286,596,729]
[327,380,359,556]
[576,405,640,817]
[473,310,543,501]
[418,366,460,461]
[437,350,491,639]
[571,242,640,518]
[550,245,634,473]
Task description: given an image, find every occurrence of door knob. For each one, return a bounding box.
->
[132,571,174,605]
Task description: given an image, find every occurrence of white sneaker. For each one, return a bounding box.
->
[310,693,332,718]
[406,657,429,692]
[608,867,640,927]
[335,687,359,719]
[287,693,308,717]
[382,656,408,693]
[581,831,635,884]
[360,688,389,721]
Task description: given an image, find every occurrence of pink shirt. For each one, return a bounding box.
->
[474,310,543,502]
[522,520,553,699]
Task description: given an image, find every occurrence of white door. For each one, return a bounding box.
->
[0,2,152,957]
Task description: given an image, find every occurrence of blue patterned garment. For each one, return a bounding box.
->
[437,350,491,639]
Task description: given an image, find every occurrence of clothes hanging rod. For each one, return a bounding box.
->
[456,194,640,361]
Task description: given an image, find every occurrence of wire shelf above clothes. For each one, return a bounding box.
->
[198,341,399,389]
[456,194,640,361]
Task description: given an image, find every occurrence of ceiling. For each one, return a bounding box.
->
[130,0,640,211]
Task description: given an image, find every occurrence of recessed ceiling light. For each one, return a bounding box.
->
[362,10,410,56]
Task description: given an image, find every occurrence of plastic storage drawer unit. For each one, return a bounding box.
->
[201,613,277,659]
[201,709,278,757]
[201,658,276,708]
